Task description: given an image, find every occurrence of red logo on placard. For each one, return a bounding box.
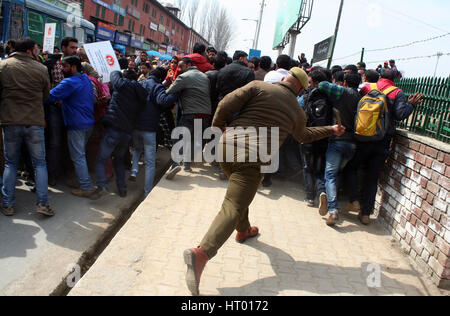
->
[48,27,52,35]
[106,55,115,66]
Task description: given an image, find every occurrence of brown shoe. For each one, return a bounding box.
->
[183,247,209,296]
[236,226,259,243]
[1,205,14,217]
[36,204,55,217]
[358,213,370,225]
[326,213,339,226]
[347,201,361,212]
[71,189,96,198]
[319,193,328,216]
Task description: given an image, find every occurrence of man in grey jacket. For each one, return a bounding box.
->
[166,57,212,179]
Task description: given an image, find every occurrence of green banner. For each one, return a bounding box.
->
[273,0,303,49]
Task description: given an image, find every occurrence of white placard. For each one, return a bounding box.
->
[43,23,56,54]
[83,41,120,83]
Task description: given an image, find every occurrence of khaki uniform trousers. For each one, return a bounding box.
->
[200,160,263,259]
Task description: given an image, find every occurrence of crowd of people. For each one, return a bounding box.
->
[0,36,423,228]
[0,36,425,296]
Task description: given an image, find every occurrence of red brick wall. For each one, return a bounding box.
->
[376,130,450,289]
[82,0,189,52]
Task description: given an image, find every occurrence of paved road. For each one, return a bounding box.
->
[0,148,171,295]
[69,164,445,296]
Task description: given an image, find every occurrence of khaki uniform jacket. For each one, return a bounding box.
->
[0,52,51,127]
[213,80,333,162]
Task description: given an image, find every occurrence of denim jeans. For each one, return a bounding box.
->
[324,141,356,214]
[67,128,94,191]
[132,131,157,196]
[96,127,131,192]
[2,126,48,206]
[347,137,391,215]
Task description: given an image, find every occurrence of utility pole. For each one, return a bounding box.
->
[327,0,344,69]
[434,52,443,77]
[253,0,265,50]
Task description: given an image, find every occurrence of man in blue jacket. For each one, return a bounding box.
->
[92,69,148,199]
[131,67,178,196]
[47,56,96,198]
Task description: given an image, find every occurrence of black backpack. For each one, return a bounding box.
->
[303,88,333,127]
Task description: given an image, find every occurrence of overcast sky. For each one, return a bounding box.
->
[169,0,450,78]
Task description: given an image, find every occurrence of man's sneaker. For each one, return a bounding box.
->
[184,163,192,172]
[183,247,209,296]
[1,205,14,216]
[306,199,315,207]
[71,189,96,198]
[89,187,109,200]
[358,212,370,225]
[346,201,361,213]
[236,226,259,243]
[166,165,182,180]
[326,213,339,226]
[319,193,328,216]
[36,204,55,217]
[128,173,137,182]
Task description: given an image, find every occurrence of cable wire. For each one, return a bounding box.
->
[366,32,450,52]
[366,52,450,65]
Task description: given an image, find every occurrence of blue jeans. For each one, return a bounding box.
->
[2,126,48,206]
[132,131,157,196]
[96,128,131,192]
[324,141,356,214]
[67,128,94,191]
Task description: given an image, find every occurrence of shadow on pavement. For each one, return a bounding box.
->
[217,240,426,296]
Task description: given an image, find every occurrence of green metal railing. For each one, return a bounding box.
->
[395,77,450,143]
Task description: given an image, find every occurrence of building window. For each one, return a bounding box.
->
[119,15,124,26]
[101,7,106,19]
[95,4,100,18]
[114,13,118,24]
[160,14,164,23]
[152,8,156,18]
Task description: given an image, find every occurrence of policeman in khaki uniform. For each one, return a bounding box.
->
[183,67,346,296]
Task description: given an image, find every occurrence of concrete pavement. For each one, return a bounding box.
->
[0,147,171,296]
[69,163,446,296]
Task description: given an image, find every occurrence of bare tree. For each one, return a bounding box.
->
[187,0,200,28]
[175,0,188,22]
[213,5,233,51]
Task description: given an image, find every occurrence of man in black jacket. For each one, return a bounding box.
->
[216,50,255,102]
[301,70,332,207]
[92,70,148,199]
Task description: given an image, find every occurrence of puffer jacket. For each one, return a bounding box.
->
[102,71,148,134]
[217,61,255,101]
[185,53,213,73]
[0,52,50,127]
